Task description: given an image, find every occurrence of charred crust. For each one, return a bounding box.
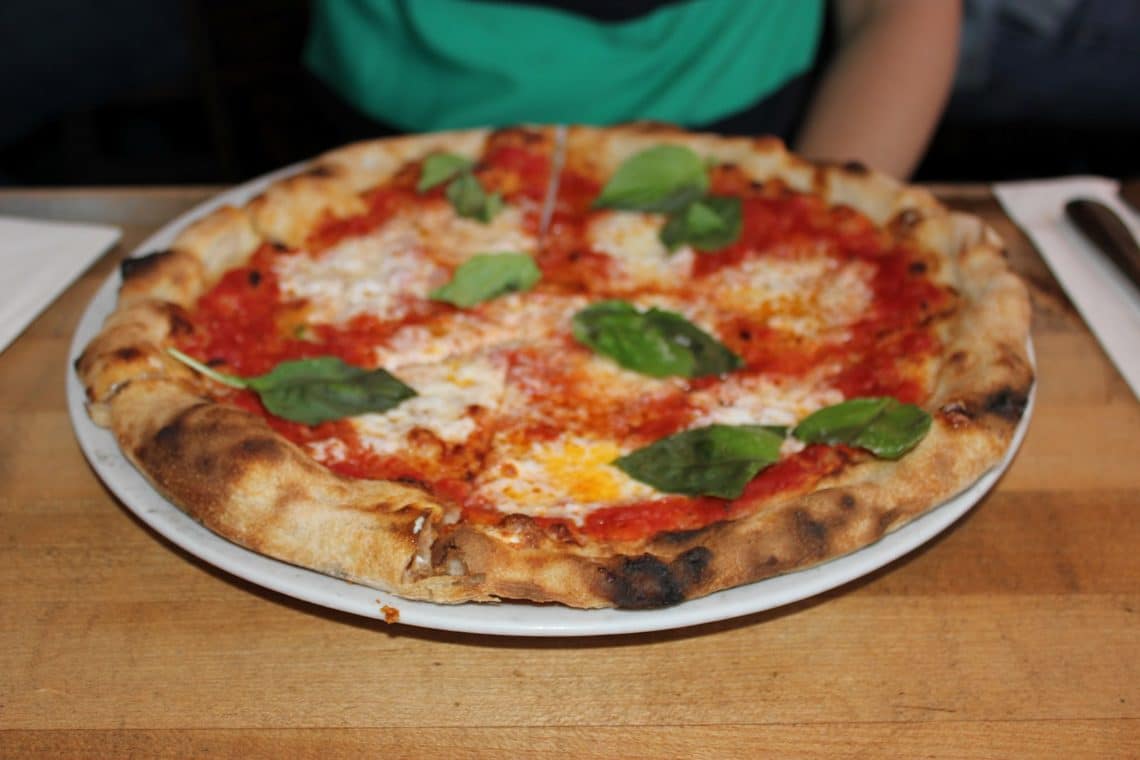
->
[120,250,174,282]
[893,208,924,232]
[603,547,711,609]
[841,160,870,176]
[113,346,143,362]
[141,405,297,495]
[672,546,712,586]
[306,165,335,179]
[984,387,1028,421]
[792,510,828,557]
[235,436,287,464]
[877,508,899,535]
[839,493,856,510]
[167,306,194,337]
[659,526,712,545]
[150,404,208,457]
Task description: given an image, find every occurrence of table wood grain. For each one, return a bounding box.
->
[1,187,1137,759]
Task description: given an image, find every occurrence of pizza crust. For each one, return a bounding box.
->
[75,124,1033,609]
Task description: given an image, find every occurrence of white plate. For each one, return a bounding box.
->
[67,169,1035,637]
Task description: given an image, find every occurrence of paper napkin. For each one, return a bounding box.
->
[0,216,120,354]
[994,177,1140,400]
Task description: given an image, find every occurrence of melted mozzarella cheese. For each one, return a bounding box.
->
[500,343,678,422]
[700,256,875,336]
[304,437,349,465]
[374,292,588,369]
[708,256,834,313]
[275,204,537,327]
[473,435,659,523]
[413,204,537,266]
[586,211,694,289]
[690,372,844,428]
[275,218,445,324]
[349,354,507,454]
[814,259,875,326]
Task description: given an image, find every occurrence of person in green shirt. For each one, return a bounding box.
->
[305,0,960,178]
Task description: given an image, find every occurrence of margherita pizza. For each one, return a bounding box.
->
[75,124,1033,609]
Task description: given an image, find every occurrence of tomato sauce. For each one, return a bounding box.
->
[580,444,846,542]
[176,152,952,543]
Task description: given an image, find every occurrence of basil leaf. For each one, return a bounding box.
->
[571,300,743,378]
[430,252,541,308]
[246,357,416,425]
[445,171,503,222]
[593,145,709,213]
[660,195,742,252]
[614,424,784,499]
[418,153,473,192]
[793,397,931,459]
[167,348,415,425]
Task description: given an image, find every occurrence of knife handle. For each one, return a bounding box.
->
[1064,198,1140,290]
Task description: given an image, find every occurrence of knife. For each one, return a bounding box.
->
[1063,197,1140,291]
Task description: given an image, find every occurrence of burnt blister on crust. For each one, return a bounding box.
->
[940,384,1030,428]
[601,547,712,609]
[984,387,1029,421]
[120,250,176,282]
[792,509,829,558]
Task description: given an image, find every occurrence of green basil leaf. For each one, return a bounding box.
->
[593,145,709,213]
[430,252,541,308]
[246,357,416,425]
[445,171,503,222]
[793,397,932,459]
[614,424,784,499]
[167,348,415,426]
[571,300,743,378]
[418,153,473,192]
[659,195,742,252]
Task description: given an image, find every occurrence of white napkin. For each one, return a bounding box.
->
[994,177,1140,400]
[0,216,120,354]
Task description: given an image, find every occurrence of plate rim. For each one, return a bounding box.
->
[66,168,1036,638]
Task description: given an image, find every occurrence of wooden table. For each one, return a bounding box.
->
[1,187,1137,758]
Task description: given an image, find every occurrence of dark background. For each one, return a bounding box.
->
[1,0,1137,186]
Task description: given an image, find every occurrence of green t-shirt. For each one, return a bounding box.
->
[305,0,824,131]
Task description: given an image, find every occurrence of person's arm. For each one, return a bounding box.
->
[794,0,961,179]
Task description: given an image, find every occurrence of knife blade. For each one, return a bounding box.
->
[1063,197,1140,291]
